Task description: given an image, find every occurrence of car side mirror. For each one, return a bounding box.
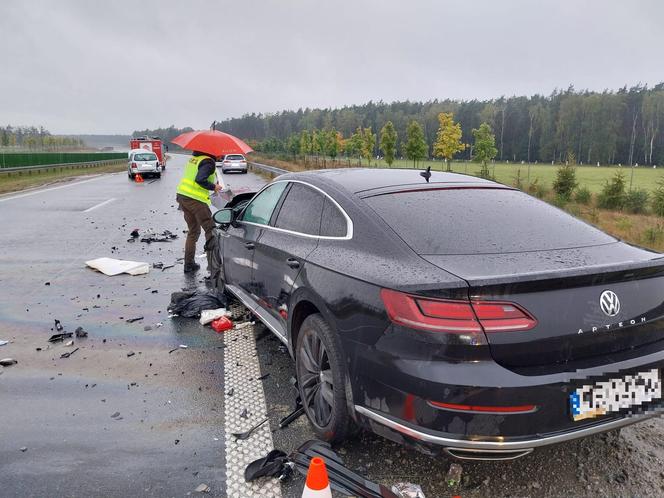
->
[213,208,235,229]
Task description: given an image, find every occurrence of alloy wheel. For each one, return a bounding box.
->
[299,329,334,428]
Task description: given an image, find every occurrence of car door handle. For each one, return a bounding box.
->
[244,242,255,250]
[286,258,300,269]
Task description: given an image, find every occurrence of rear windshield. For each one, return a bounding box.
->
[134,153,157,161]
[225,155,245,161]
[364,188,615,255]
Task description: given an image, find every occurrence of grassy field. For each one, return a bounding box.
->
[0,162,127,195]
[283,155,664,193]
[253,154,664,253]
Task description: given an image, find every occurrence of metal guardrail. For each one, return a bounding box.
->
[248,161,289,176]
[0,159,125,175]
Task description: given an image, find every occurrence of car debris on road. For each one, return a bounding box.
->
[0,358,18,366]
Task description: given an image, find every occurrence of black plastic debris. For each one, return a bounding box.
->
[153,262,164,269]
[127,351,135,357]
[168,290,227,318]
[0,358,18,366]
[48,332,73,343]
[256,373,270,381]
[44,282,50,286]
[130,229,140,238]
[110,411,120,418]
[75,327,88,338]
[290,440,400,498]
[232,418,268,440]
[279,392,304,429]
[140,230,178,244]
[126,317,144,323]
[54,319,63,332]
[60,347,79,359]
[244,450,290,483]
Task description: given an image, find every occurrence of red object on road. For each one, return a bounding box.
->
[211,316,233,333]
[171,130,253,158]
[130,137,167,169]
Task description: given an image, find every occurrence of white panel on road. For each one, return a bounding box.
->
[224,324,282,498]
[85,257,150,276]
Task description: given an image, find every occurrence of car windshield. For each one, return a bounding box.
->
[134,153,157,161]
[226,155,245,161]
[364,188,616,255]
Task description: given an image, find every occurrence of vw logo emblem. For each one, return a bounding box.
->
[599,290,620,317]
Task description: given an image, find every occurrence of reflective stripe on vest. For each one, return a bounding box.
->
[176,155,216,205]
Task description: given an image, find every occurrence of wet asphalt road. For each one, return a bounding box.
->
[2,154,664,497]
[0,155,265,497]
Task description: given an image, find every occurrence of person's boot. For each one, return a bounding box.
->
[183,262,200,273]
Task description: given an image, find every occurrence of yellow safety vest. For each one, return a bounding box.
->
[176,155,216,205]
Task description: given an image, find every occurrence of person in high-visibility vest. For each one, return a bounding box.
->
[176,151,223,273]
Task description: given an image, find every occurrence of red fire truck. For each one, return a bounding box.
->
[129,137,167,169]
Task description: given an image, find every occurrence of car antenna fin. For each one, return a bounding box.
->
[420,166,431,183]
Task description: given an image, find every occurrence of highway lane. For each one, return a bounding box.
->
[0,154,269,498]
[2,155,664,497]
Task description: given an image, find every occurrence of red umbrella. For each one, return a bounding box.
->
[171,130,253,157]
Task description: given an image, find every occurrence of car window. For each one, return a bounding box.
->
[364,188,616,255]
[134,153,157,161]
[226,155,245,161]
[273,183,324,236]
[320,197,347,237]
[241,182,288,225]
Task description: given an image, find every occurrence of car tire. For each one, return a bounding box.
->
[155,173,161,178]
[128,172,135,180]
[295,313,352,444]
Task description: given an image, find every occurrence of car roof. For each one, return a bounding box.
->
[278,167,498,195]
[129,148,157,154]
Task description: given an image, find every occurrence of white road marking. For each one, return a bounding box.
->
[0,175,109,203]
[224,324,282,498]
[83,197,117,212]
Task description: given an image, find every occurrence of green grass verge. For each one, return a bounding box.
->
[0,162,127,195]
[361,159,664,193]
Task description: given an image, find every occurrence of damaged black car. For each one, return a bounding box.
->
[212,168,664,461]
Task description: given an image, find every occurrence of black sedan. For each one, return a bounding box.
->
[212,168,664,460]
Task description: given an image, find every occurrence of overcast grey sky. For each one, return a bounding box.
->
[1,0,662,134]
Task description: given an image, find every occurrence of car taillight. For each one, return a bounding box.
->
[224,160,231,164]
[472,301,537,332]
[131,162,137,169]
[380,289,536,334]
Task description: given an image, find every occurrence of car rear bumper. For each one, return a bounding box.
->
[348,340,664,459]
[355,403,661,460]
[130,166,161,173]
[219,164,247,172]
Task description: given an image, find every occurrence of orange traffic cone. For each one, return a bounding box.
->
[302,457,331,498]
[135,174,144,183]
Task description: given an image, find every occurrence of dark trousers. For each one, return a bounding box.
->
[177,194,214,265]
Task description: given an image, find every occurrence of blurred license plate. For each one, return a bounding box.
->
[569,368,661,421]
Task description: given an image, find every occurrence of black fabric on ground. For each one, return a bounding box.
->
[168,289,227,318]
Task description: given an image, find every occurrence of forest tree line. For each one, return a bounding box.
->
[217,83,664,166]
[0,125,84,150]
